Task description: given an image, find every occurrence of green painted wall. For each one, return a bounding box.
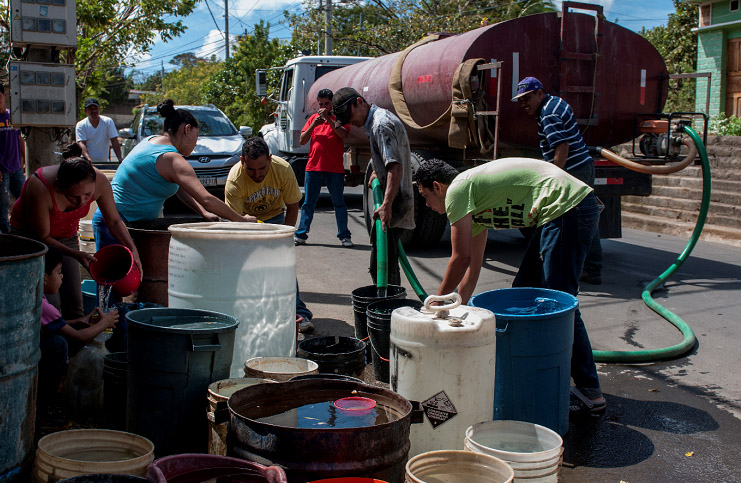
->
[711,2,741,25]
[696,30,724,117]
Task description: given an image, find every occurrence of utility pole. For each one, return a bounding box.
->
[325,0,333,55]
[317,0,323,55]
[225,0,230,59]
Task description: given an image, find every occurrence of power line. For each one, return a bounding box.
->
[203,0,226,39]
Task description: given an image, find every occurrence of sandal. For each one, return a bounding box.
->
[570,386,606,416]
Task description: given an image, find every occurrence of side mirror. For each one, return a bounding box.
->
[118,128,135,139]
[255,71,267,98]
[239,126,253,138]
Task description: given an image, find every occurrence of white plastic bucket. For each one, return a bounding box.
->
[464,421,563,482]
[34,429,154,482]
[168,222,297,377]
[405,450,514,483]
[244,357,319,382]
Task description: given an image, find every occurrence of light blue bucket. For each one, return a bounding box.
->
[470,287,578,436]
[81,279,97,314]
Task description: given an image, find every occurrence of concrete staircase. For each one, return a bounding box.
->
[619,136,741,247]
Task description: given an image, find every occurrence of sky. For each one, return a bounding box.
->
[127,0,679,82]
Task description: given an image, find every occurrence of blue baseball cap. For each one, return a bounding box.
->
[512,77,544,101]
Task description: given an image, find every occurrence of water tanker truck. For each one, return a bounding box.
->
[256,3,706,247]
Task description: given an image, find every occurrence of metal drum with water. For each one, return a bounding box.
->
[390,294,496,458]
[168,222,297,377]
[228,379,423,483]
[0,235,46,482]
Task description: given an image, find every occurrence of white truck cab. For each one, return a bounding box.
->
[256,56,371,169]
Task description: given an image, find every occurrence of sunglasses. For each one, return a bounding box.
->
[332,96,358,117]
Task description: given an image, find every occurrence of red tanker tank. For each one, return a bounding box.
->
[307,10,668,149]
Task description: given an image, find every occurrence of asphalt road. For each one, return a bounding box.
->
[296,186,741,483]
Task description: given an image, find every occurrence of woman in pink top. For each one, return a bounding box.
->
[11,144,141,319]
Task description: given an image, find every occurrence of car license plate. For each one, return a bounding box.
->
[199,177,218,187]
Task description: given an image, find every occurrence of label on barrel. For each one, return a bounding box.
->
[421,390,458,428]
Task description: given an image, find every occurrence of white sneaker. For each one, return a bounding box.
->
[294,236,306,246]
[340,238,354,248]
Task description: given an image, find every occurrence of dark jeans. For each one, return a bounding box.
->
[264,213,313,321]
[38,334,69,416]
[370,226,402,286]
[568,162,602,278]
[513,192,602,398]
[0,168,24,233]
[296,171,350,241]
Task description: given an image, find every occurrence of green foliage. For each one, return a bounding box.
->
[140,55,221,106]
[642,0,698,113]
[201,21,295,131]
[709,112,741,136]
[74,0,198,109]
[136,72,164,93]
[287,0,556,57]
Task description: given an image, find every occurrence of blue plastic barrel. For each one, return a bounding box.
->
[469,287,578,435]
[125,308,238,456]
[0,235,47,481]
[81,279,97,315]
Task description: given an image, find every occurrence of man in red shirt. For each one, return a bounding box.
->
[294,89,353,247]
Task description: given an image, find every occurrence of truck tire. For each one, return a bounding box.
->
[362,151,448,249]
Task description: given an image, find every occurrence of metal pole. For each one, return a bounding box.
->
[325,0,333,55]
[225,0,230,59]
[317,0,323,55]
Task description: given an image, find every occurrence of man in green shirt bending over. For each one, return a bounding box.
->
[414,157,606,416]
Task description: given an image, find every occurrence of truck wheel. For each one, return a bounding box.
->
[362,152,448,249]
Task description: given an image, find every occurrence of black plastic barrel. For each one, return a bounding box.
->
[0,235,46,482]
[296,336,366,377]
[106,302,162,354]
[102,352,128,430]
[351,285,406,364]
[366,299,423,383]
[125,308,238,456]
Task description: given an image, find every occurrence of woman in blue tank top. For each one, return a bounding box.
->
[92,99,254,247]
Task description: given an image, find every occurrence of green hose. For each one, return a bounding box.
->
[371,178,388,296]
[371,179,429,301]
[398,241,429,301]
[592,125,710,362]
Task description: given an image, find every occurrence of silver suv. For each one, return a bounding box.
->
[118,104,251,192]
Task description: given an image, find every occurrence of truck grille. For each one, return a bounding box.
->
[192,166,233,177]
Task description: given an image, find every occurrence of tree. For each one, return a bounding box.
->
[642,0,698,113]
[140,54,221,106]
[201,21,295,131]
[75,0,198,108]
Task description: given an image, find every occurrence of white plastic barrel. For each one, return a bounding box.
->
[390,294,497,458]
[464,420,564,482]
[168,222,297,377]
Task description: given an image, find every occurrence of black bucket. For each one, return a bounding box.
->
[102,352,128,430]
[351,285,406,364]
[366,298,423,383]
[296,336,366,377]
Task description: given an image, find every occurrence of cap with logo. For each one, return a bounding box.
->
[511,77,544,101]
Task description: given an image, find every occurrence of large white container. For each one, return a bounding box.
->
[168,222,296,377]
[391,293,497,458]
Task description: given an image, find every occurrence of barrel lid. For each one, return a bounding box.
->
[125,308,239,333]
[168,222,296,239]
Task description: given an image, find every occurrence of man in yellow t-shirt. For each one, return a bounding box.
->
[225,137,314,331]
[225,137,303,224]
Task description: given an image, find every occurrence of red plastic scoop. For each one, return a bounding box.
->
[334,397,376,415]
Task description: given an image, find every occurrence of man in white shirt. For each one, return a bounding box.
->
[75,98,123,163]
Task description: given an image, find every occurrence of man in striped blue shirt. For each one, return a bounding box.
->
[514,77,603,285]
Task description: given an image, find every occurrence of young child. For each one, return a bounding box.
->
[38,246,118,426]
